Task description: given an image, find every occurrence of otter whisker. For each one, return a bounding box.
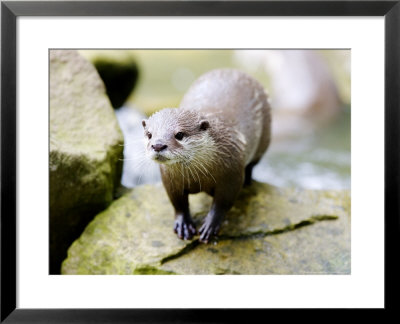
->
[186,164,197,190]
[191,156,217,184]
[177,161,191,190]
[133,156,149,185]
[137,159,154,184]
[118,137,146,147]
[177,164,186,194]
[192,164,207,189]
[191,159,208,178]
[190,164,202,191]
[198,163,217,184]
[174,157,186,191]
[185,166,191,189]
[119,158,144,161]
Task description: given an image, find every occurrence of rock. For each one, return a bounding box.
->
[61,182,350,275]
[80,50,139,109]
[50,50,124,274]
[115,105,161,187]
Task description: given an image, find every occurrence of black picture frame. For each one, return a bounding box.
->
[1,0,399,322]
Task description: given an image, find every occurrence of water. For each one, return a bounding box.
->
[254,111,351,190]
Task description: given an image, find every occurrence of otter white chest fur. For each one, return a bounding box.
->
[142,69,271,242]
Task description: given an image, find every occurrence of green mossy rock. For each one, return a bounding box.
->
[62,182,350,275]
[80,50,139,109]
[50,50,124,274]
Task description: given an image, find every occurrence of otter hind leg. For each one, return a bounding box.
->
[244,161,258,186]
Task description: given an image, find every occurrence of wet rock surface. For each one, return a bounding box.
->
[50,50,124,274]
[62,182,350,275]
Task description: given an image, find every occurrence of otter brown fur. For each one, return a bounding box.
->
[142,69,271,242]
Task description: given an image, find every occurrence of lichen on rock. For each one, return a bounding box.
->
[61,181,350,275]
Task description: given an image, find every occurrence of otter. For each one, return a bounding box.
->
[142,69,271,243]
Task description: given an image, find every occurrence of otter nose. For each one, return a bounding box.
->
[152,143,168,152]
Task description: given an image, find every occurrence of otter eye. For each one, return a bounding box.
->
[147,133,152,139]
[175,132,185,140]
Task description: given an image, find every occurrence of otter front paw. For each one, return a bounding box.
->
[174,216,197,240]
[199,218,221,243]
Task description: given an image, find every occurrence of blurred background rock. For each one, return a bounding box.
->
[86,51,139,109]
[80,49,351,190]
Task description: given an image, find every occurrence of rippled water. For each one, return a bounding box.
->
[254,112,351,190]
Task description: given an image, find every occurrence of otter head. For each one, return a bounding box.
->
[142,108,211,166]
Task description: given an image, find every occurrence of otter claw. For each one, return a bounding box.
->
[199,221,221,243]
[174,218,196,240]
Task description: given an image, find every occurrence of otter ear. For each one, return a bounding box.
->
[199,120,210,131]
[142,120,147,128]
